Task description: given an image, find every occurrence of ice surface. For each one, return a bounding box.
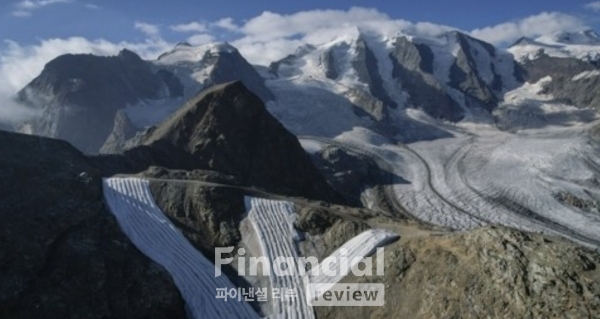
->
[244,197,399,317]
[309,98,600,247]
[307,229,399,297]
[245,197,315,319]
[103,178,259,319]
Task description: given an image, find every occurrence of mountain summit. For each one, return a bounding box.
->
[137,81,340,202]
[16,50,182,153]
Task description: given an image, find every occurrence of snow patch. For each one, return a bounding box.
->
[572,70,600,81]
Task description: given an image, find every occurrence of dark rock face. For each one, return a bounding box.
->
[389,32,519,121]
[135,81,341,203]
[449,34,498,111]
[17,50,183,154]
[519,54,600,111]
[0,131,185,319]
[352,38,398,111]
[389,37,463,121]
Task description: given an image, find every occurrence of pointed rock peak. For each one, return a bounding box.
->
[157,42,240,63]
[510,36,537,47]
[439,30,485,46]
[140,81,341,202]
[211,42,238,53]
[294,43,317,56]
[144,80,263,146]
[583,29,600,39]
[443,30,465,39]
[175,41,192,48]
[445,30,489,45]
[196,42,240,55]
[441,30,497,56]
[118,48,143,61]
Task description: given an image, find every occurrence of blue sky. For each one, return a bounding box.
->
[1,0,599,45]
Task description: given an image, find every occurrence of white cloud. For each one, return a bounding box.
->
[12,0,73,17]
[187,34,215,45]
[170,22,208,33]
[223,7,454,65]
[212,18,239,32]
[0,36,172,123]
[85,3,100,9]
[135,21,161,38]
[11,10,31,17]
[585,1,600,11]
[240,7,394,41]
[470,12,588,45]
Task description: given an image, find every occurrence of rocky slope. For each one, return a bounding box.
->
[316,226,600,319]
[389,31,521,119]
[16,43,274,154]
[505,30,600,115]
[0,130,185,319]
[134,81,340,202]
[515,53,600,113]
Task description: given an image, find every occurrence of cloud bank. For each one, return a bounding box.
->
[223,7,457,65]
[471,12,588,45]
[173,8,588,65]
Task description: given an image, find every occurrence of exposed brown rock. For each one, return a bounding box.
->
[316,226,600,319]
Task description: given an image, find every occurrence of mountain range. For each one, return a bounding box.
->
[2,27,600,319]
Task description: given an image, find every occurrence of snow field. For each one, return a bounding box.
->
[320,123,600,247]
[245,197,315,319]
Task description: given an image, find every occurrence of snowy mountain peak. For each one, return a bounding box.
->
[539,29,600,45]
[508,29,600,62]
[156,42,238,64]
